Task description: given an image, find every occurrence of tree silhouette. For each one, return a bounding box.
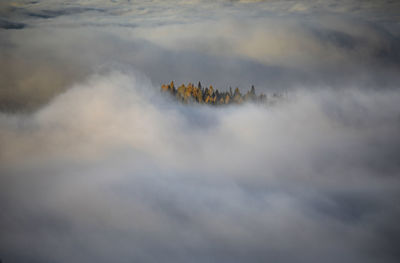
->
[161,82,274,106]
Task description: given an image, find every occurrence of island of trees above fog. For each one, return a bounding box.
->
[161,81,283,105]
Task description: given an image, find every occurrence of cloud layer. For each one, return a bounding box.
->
[1,71,400,262]
[1,0,400,111]
[1,1,400,262]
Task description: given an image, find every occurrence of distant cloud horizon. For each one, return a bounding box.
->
[1,0,400,111]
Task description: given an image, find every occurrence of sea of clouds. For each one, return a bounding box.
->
[1,1,400,262]
[1,71,400,262]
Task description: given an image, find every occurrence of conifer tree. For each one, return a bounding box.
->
[208,85,214,96]
[197,89,203,103]
[233,87,242,104]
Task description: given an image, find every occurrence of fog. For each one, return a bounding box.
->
[1,71,399,262]
[1,1,400,262]
[2,0,400,111]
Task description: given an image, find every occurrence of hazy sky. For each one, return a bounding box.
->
[1,1,400,262]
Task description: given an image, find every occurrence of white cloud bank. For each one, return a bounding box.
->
[1,71,399,262]
[1,0,399,110]
[1,1,400,262]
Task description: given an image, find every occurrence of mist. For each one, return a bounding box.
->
[1,0,400,262]
[1,71,399,262]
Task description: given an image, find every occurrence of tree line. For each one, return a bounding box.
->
[161,81,269,105]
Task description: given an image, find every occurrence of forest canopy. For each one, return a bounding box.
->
[161,81,275,105]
